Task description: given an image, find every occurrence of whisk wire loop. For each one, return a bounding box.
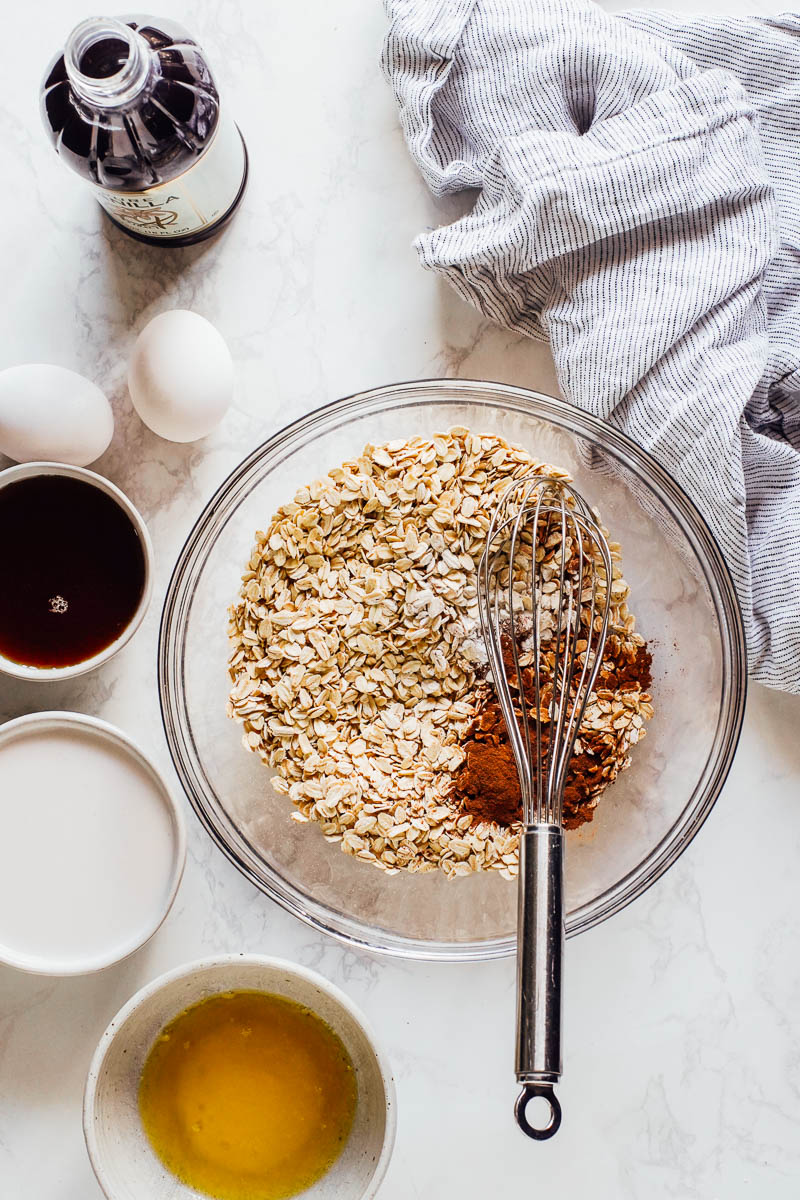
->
[477,473,613,828]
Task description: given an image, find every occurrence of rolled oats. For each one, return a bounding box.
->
[227,430,653,880]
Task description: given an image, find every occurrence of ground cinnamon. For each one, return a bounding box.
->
[597,639,652,692]
[457,736,522,827]
[450,641,652,831]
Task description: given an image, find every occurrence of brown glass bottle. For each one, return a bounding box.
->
[41,16,248,246]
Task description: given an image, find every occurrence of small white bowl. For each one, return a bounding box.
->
[0,461,153,680]
[0,711,185,975]
[84,956,397,1200]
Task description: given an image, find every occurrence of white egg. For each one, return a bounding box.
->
[128,310,233,443]
[0,364,114,466]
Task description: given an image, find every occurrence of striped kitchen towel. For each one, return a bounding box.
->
[382,0,800,692]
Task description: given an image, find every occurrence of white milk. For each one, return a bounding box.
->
[0,719,182,973]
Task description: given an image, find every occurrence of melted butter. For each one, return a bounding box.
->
[138,990,357,1200]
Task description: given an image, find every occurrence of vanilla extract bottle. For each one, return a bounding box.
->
[41,15,248,246]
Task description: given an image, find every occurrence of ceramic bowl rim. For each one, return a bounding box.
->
[83,953,398,1200]
[0,461,154,680]
[0,710,186,975]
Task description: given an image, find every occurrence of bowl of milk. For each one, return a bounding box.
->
[0,711,185,974]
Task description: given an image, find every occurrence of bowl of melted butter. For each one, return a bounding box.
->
[84,956,396,1200]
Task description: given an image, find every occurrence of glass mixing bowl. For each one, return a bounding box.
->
[159,380,746,960]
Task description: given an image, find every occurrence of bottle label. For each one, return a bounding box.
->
[93,109,246,239]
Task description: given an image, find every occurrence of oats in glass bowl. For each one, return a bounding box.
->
[227,429,653,878]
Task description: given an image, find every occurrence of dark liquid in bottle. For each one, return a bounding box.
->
[0,476,146,668]
[79,37,131,79]
[41,17,247,246]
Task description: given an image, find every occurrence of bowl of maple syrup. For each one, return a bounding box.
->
[0,461,153,680]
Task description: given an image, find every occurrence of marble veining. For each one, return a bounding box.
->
[2,0,800,1196]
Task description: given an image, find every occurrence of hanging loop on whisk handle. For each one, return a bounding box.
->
[515,824,564,1139]
[515,1083,562,1140]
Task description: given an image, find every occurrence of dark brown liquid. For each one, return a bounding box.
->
[0,476,146,668]
[42,19,219,191]
[79,37,131,80]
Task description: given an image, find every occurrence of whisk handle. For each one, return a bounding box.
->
[515,824,564,1140]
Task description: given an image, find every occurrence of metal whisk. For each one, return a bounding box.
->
[477,473,613,1140]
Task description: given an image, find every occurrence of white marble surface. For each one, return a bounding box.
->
[2,1,800,1196]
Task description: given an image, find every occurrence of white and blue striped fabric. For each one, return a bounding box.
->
[382,0,800,692]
